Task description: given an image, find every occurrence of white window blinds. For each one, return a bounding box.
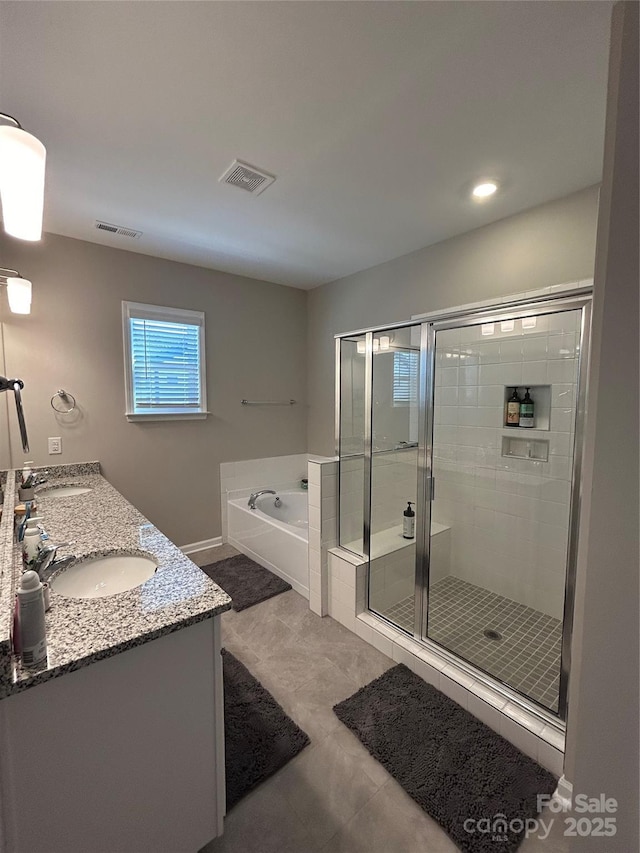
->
[123,302,207,419]
[393,350,419,405]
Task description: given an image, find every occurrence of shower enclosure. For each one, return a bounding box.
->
[336,290,591,720]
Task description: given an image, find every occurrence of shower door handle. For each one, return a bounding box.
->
[426,477,435,501]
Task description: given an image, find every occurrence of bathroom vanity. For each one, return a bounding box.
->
[0,463,232,853]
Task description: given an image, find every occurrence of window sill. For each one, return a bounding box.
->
[126,412,210,422]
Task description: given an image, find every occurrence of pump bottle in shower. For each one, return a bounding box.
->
[403,502,415,539]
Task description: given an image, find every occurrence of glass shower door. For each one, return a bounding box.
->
[338,335,367,556]
[367,324,426,634]
[425,305,584,714]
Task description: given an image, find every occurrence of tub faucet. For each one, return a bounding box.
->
[33,541,76,584]
[248,489,276,510]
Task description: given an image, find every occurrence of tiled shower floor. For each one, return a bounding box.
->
[382,575,562,712]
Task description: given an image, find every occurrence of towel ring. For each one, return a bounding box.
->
[51,389,76,414]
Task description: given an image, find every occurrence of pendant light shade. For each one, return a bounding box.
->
[0,123,46,241]
[6,277,32,314]
[0,269,33,315]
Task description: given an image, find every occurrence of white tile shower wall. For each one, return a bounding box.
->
[368,528,451,614]
[338,455,364,548]
[431,311,580,618]
[371,448,418,533]
[308,458,338,616]
[340,448,418,550]
[219,453,309,541]
[369,546,416,613]
[327,546,564,775]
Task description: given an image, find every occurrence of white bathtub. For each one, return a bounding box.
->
[227,489,309,598]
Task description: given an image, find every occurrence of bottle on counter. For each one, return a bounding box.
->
[519,388,535,428]
[16,570,47,667]
[15,500,36,543]
[22,518,44,569]
[505,388,521,427]
[21,461,34,486]
[403,501,416,539]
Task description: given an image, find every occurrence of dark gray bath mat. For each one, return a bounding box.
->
[222,649,309,809]
[333,664,556,853]
[202,554,291,611]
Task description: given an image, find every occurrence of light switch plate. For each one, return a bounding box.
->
[48,437,62,455]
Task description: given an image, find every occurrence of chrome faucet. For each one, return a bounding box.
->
[248,489,276,510]
[33,541,76,584]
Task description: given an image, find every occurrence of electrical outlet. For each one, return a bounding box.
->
[48,437,62,455]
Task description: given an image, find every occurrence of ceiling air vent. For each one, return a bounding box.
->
[95,221,142,239]
[219,160,276,196]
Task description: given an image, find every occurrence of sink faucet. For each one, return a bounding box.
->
[247,489,276,510]
[33,541,76,584]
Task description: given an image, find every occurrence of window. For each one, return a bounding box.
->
[393,350,419,406]
[122,301,207,420]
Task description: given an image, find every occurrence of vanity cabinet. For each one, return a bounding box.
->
[0,617,225,853]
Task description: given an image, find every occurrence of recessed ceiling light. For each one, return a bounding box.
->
[472,180,499,200]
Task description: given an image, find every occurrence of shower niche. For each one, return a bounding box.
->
[502,384,551,430]
[336,291,590,721]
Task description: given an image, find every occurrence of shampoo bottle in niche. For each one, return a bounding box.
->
[16,570,47,667]
[519,388,535,428]
[403,502,415,539]
[505,388,521,426]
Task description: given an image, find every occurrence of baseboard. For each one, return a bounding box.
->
[554,775,573,809]
[180,536,223,556]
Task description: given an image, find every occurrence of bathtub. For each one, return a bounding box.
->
[227,489,309,597]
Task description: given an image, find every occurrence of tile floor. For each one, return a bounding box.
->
[197,546,569,853]
[383,576,562,712]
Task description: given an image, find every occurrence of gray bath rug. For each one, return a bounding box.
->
[201,554,291,611]
[222,649,310,809]
[333,664,556,853]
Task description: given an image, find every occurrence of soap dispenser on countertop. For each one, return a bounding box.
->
[403,502,415,540]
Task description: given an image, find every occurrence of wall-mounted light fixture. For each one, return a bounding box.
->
[0,113,46,241]
[0,268,32,314]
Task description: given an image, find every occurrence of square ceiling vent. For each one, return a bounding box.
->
[219,160,276,196]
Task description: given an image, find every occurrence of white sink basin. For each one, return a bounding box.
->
[38,485,93,498]
[52,553,157,599]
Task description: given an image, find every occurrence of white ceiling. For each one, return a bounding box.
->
[0,1,612,289]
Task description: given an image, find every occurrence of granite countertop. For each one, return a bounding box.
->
[0,463,232,698]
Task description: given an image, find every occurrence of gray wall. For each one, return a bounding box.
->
[565,2,639,848]
[307,185,599,455]
[0,232,307,546]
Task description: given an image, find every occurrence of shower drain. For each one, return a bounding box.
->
[483,628,503,641]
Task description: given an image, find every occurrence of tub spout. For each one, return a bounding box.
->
[248,489,276,510]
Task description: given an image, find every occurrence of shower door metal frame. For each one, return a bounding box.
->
[335,287,592,724]
[413,321,434,637]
